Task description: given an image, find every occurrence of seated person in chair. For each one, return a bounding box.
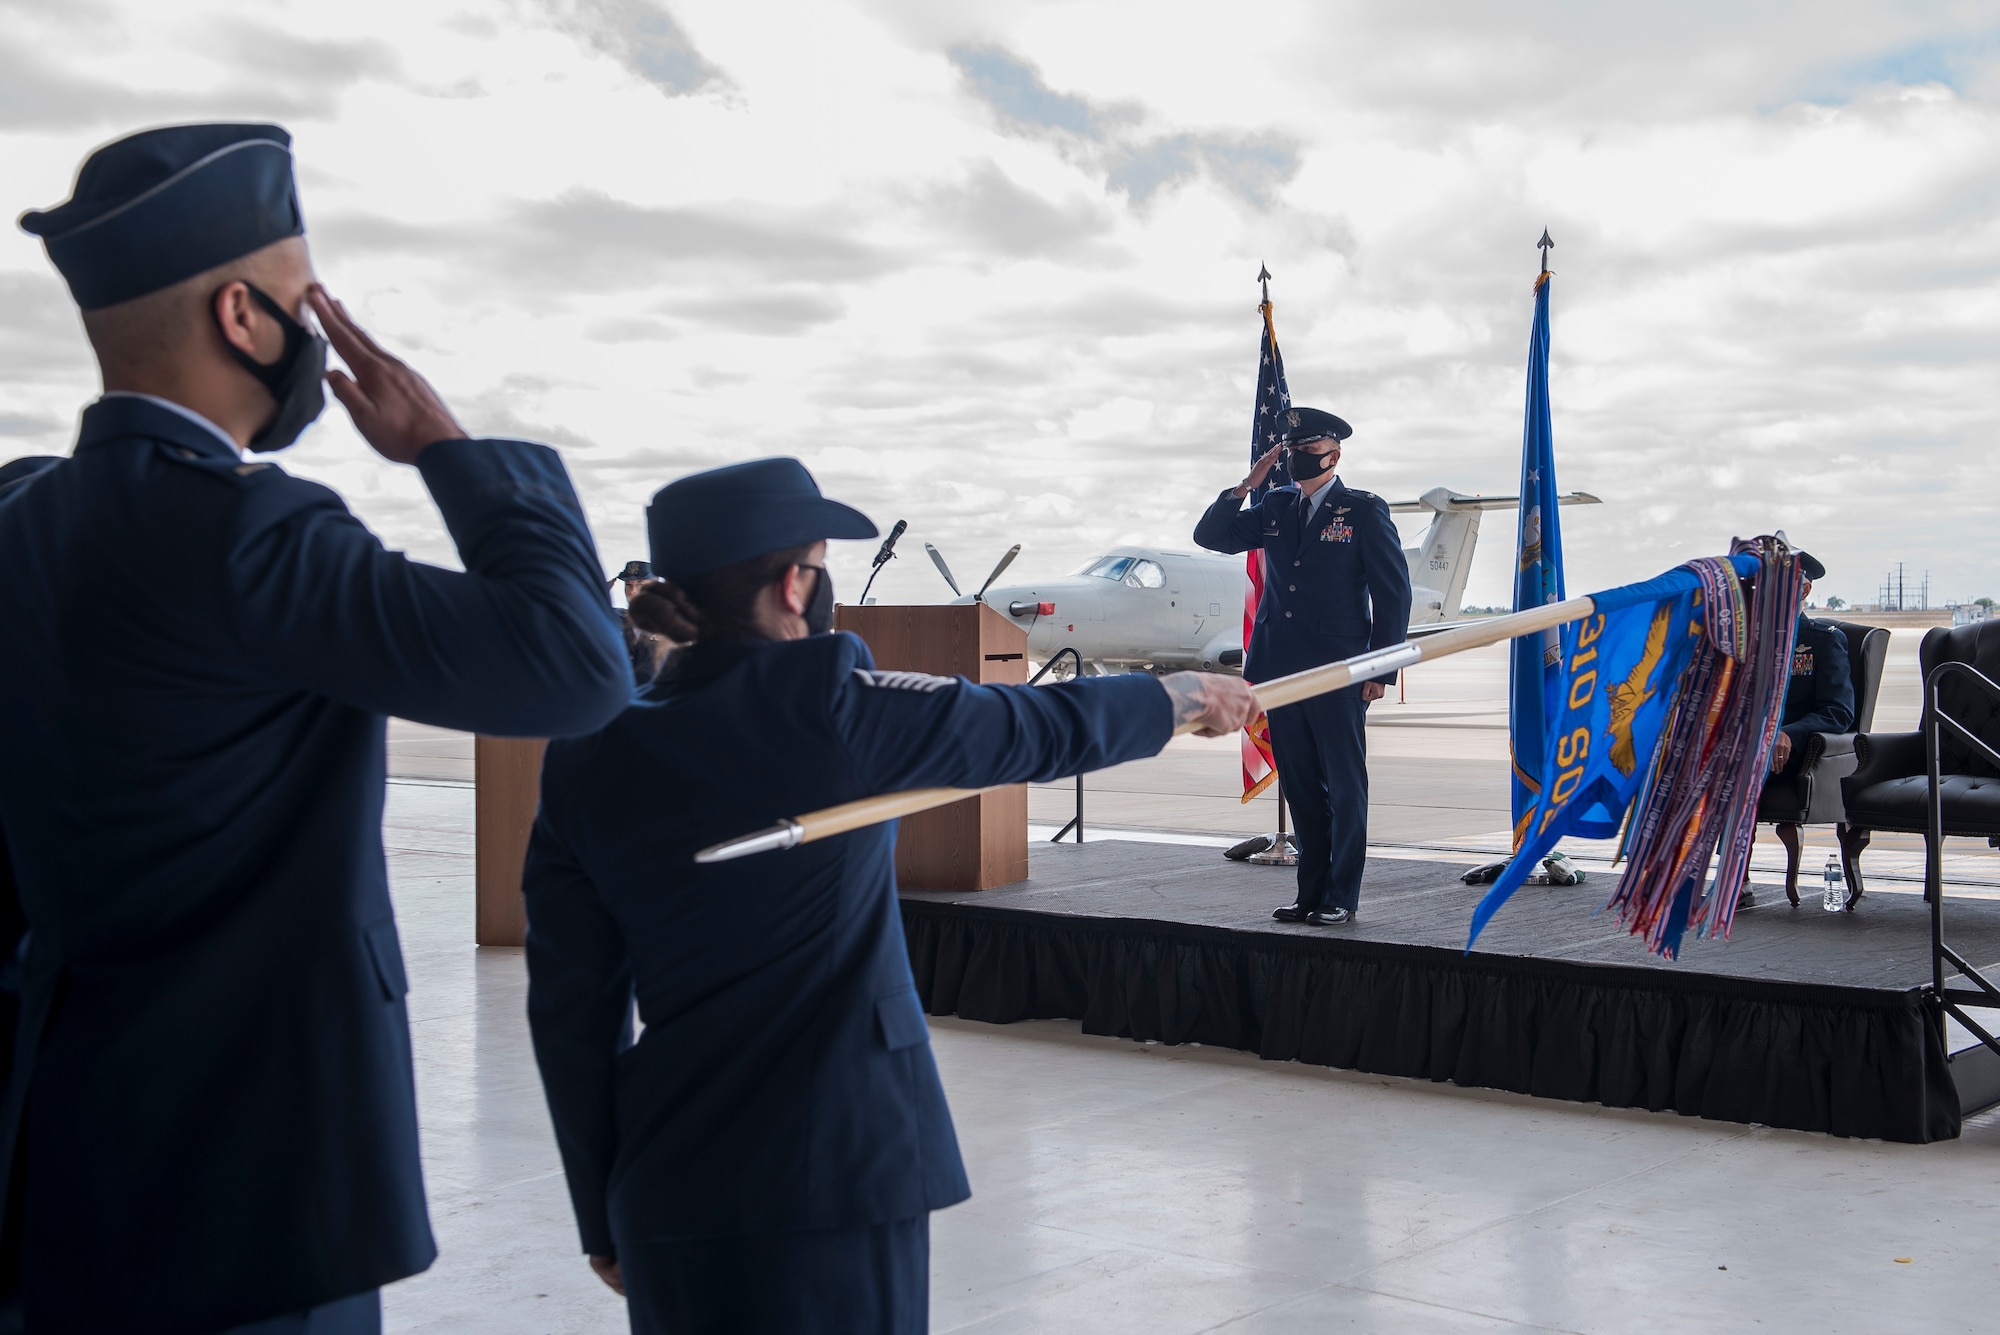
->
[1743,550,1855,907]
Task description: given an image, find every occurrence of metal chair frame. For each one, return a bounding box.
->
[1923,660,2000,1065]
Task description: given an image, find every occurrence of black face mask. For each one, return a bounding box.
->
[803,564,835,635]
[213,282,327,453]
[1287,443,1335,482]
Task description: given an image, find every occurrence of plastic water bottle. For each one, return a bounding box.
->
[1822,856,1843,912]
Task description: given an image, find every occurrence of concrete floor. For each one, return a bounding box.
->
[379,777,2000,1334]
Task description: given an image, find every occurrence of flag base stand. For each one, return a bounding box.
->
[1226,784,1297,866]
[1246,832,1299,866]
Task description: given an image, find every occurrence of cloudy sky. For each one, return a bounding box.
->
[3,0,1997,610]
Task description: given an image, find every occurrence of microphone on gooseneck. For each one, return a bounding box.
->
[872,519,908,569]
[859,519,907,606]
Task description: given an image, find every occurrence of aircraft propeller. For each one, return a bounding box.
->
[923,543,960,598]
[924,541,1023,603]
[975,545,1021,600]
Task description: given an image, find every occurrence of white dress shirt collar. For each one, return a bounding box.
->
[98,391,240,455]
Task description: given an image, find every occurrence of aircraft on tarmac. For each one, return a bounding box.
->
[919,488,1600,675]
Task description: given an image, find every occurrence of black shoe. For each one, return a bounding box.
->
[1272,904,1310,923]
[1306,908,1354,926]
[1737,888,1756,909]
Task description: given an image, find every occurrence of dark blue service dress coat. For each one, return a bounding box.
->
[522,634,1170,1285]
[1194,478,1412,913]
[1192,478,1412,681]
[1773,615,1856,776]
[0,397,630,1334]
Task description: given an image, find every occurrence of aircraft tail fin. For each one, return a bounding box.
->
[1402,488,1481,623]
[1395,489,1600,623]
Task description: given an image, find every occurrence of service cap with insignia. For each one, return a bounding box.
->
[609,559,653,587]
[1796,549,1826,582]
[647,458,877,582]
[1274,405,1352,445]
[19,123,304,311]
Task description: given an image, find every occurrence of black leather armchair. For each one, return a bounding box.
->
[1842,620,2000,902]
[1755,619,1889,906]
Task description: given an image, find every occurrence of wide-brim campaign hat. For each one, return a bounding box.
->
[647,458,877,582]
[1274,405,1352,444]
[19,123,303,311]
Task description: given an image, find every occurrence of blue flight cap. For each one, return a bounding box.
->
[0,456,62,495]
[19,123,303,311]
[647,458,878,582]
[1275,406,1352,444]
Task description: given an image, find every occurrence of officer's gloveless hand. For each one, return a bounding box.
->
[310,285,466,464]
[1160,671,1261,737]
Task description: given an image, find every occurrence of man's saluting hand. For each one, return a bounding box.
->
[311,285,466,464]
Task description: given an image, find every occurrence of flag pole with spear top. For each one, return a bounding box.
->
[1239,262,1296,866]
[698,594,1591,864]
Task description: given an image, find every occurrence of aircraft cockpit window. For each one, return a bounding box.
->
[1083,556,1134,581]
[1123,560,1166,589]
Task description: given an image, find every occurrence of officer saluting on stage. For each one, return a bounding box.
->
[523,458,1258,1334]
[1194,407,1413,925]
[0,124,631,1332]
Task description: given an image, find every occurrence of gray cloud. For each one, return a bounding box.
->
[918,162,1117,261]
[0,16,399,131]
[949,44,1301,208]
[537,0,730,97]
[1268,1,2000,126]
[0,272,91,379]
[211,22,398,86]
[0,411,62,438]
[456,376,600,454]
[318,190,891,296]
[654,288,847,335]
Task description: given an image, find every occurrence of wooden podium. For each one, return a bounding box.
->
[474,735,545,947]
[834,603,1030,891]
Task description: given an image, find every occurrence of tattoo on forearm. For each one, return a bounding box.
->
[1160,672,1208,727]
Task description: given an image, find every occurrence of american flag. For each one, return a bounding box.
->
[1240,300,1291,801]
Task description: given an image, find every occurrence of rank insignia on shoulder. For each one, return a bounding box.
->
[853,668,952,693]
[1320,521,1354,543]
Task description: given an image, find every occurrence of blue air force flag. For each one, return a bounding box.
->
[1508,273,1566,849]
[1469,553,1763,948]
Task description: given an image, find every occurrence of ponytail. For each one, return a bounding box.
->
[627,542,815,645]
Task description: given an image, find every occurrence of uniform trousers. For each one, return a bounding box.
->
[1267,686,1370,913]
[210,1289,380,1334]
[620,1216,928,1335]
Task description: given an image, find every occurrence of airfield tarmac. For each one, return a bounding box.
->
[380,628,2000,1333]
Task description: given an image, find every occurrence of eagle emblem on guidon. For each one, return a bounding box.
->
[1605,605,1674,776]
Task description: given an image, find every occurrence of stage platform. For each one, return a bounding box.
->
[900,840,2000,1143]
